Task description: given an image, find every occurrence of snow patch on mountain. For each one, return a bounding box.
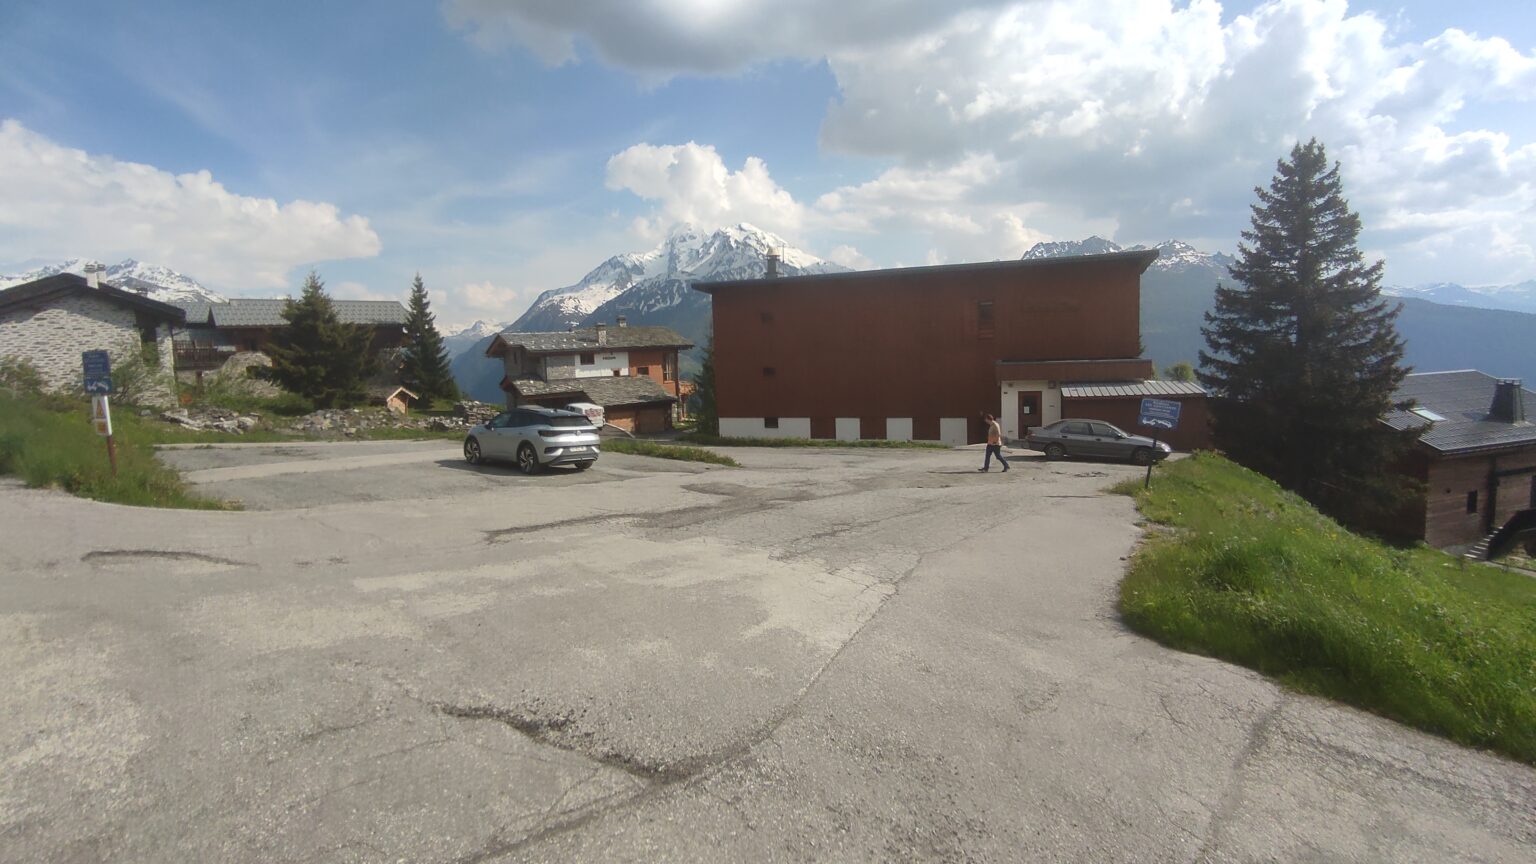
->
[0,258,225,304]
[1021,237,1234,272]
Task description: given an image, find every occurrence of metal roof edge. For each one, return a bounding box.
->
[693,249,1160,293]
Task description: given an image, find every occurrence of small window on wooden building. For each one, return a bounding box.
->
[1466,490,1479,514]
[663,354,675,381]
[763,366,776,377]
[764,417,779,429]
[978,300,995,338]
[579,352,595,365]
[636,366,650,377]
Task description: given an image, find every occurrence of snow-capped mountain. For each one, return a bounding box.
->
[442,319,512,357]
[1383,280,1536,315]
[509,223,845,333]
[0,258,225,304]
[1021,237,1235,272]
[451,224,848,401]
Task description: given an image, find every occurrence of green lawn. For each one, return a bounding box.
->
[1116,452,1536,765]
[0,391,231,509]
[678,433,947,449]
[602,438,738,467]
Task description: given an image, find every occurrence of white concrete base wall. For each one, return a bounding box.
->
[939,417,968,446]
[719,417,812,439]
[835,418,860,441]
[999,378,1060,441]
[886,418,913,442]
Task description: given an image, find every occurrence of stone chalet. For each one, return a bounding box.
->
[0,272,183,400]
[1384,371,1536,551]
[485,317,693,433]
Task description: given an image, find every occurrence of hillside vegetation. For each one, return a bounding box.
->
[1117,452,1536,765]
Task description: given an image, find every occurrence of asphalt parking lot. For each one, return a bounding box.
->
[2,442,1532,863]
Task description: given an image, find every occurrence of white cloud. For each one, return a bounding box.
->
[454,280,526,316]
[825,245,872,270]
[605,142,808,240]
[483,1,1536,284]
[0,119,381,290]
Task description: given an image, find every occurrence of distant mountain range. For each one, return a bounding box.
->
[0,258,225,305]
[1021,237,1536,385]
[450,224,847,401]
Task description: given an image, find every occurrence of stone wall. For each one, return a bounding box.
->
[0,292,177,406]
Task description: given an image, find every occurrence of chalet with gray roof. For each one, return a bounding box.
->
[172,297,409,369]
[485,316,692,433]
[0,271,183,402]
[1384,371,1536,550]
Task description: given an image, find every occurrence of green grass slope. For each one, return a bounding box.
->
[1117,452,1536,765]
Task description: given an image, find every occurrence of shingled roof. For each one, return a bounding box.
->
[504,374,675,408]
[1384,370,1536,454]
[188,298,408,328]
[486,325,692,357]
[0,273,186,321]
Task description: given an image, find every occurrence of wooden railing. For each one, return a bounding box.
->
[173,345,235,370]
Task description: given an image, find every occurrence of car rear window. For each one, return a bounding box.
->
[541,415,590,428]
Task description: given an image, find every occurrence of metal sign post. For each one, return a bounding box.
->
[1137,397,1183,489]
[83,351,117,476]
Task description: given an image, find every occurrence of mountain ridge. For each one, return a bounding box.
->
[0,258,226,305]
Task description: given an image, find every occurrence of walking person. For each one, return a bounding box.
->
[979,412,1009,472]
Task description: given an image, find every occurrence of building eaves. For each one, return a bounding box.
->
[487,325,693,357]
[0,273,186,322]
[693,249,1160,294]
[1384,370,1536,455]
[508,374,674,408]
[207,299,408,328]
[1061,380,1207,399]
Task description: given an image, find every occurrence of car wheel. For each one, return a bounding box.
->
[1131,447,1154,466]
[575,461,593,471]
[517,442,540,475]
[463,437,482,465]
[1044,443,1066,460]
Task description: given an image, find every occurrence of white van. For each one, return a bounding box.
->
[564,402,605,426]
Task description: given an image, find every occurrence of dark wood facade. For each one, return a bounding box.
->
[699,253,1161,445]
[1402,447,1536,549]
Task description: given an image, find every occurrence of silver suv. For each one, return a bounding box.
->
[463,406,600,474]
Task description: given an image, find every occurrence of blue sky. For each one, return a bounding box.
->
[2,0,1533,326]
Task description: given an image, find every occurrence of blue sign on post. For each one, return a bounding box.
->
[1138,397,1182,430]
[82,350,112,394]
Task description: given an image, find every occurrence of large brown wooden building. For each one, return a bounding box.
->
[1384,371,1536,549]
[695,252,1209,448]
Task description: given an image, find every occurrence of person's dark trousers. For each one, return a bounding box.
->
[982,444,1009,471]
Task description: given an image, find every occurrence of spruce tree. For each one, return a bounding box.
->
[1199,139,1415,531]
[399,273,459,403]
[692,330,719,436]
[265,271,375,408]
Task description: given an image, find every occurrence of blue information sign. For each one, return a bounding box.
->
[1138,397,1181,430]
[82,350,112,394]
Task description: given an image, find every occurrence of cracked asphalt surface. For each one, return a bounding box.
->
[2,442,1533,863]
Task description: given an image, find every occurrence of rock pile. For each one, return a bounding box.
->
[454,400,501,425]
[160,407,260,434]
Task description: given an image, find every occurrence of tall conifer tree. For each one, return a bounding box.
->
[399,273,459,403]
[1199,139,1415,530]
[265,271,375,408]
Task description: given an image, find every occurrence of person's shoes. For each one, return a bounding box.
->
[978,467,988,472]
[1002,466,1009,472]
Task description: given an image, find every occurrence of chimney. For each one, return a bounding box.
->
[1489,379,1527,424]
[83,262,104,289]
[765,248,780,278]
[616,315,627,328]
[595,322,608,348]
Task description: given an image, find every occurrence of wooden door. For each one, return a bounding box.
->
[1017,391,1043,436]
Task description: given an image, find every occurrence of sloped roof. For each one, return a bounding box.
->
[487,325,693,356]
[507,374,675,408]
[198,298,407,328]
[1061,380,1207,398]
[0,273,186,322]
[1384,370,1536,454]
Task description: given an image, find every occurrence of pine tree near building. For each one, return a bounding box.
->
[265,272,376,409]
[399,273,459,403]
[1199,139,1416,531]
[692,330,719,436]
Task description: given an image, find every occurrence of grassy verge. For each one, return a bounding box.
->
[1115,451,1536,765]
[678,433,947,449]
[0,391,231,509]
[603,438,739,467]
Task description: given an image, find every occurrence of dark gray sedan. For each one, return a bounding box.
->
[1025,419,1172,465]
